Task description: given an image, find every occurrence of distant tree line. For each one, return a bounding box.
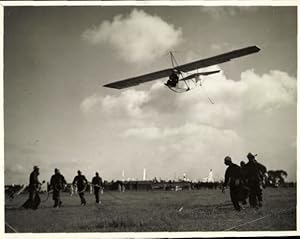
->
[5,169,295,197]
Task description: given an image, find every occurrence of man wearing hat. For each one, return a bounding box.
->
[72,170,88,205]
[50,168,67,208]
[23,166,42,210]
[223,156,242,211]
[244,153,267,208]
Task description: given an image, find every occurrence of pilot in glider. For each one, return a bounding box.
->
[103,46,260,93]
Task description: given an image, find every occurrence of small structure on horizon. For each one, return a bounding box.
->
[143,168,147,181]
[122,169,125,181]
[207,169,214,183]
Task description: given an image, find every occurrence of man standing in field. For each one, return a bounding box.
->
[72,170,88,206]
[50,168,67,208]
[223,156,242,211]
[22,166,42,210]
[244,153,267,208]
[92,172,103,204]
[239,161,249,205]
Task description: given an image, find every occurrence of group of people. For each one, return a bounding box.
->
[21,153,266,211]
[22,167,104,209]
[223,152,267,211]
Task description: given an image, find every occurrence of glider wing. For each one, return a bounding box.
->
[103,46,260,89]
[175,46,260,73]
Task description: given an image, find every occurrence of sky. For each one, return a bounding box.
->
[4,6,297,184]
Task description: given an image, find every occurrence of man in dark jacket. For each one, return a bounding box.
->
[244,153,267,208]
[92,172,103,204]
[239,161,249,205]
[50,168,67,208]
[23,166,42,210]
[223,156,242,211]
[72,170,88,205]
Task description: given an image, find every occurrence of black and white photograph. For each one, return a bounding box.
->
[2,1,298,236]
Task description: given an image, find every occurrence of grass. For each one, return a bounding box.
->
[5,187,296,232]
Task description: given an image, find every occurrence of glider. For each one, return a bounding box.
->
[103,46,260,93]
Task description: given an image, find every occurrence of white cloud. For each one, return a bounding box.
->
[80,89,151,119]
[81,69,296,125]
[79,69,296,180]
[102,89,150,118]
[176,69,296,126]
[242,70,297,112]
[80,94,102,113]
[82,9,182,63]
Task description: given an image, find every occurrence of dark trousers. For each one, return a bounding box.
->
[53,190,61,207]
[94,187,100,203]
[249,182,262,207]
[257,184,263,202]
[238,185,249,204]
[230,186,241,211]
[23,187,40,210]
[78,192,86,204]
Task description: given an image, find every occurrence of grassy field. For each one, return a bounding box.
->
[5,187,296,233]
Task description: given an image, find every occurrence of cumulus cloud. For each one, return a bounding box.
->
[242,70,297,111]
[102,89,150,118]
[82,9,182,63]
[81,69,296,124]
[176,69,296,126]
[80,69,296,180]
[80,89,151,119]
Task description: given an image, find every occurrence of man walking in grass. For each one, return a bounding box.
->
[244,153,267,208]
[223,156,242,211]
[72,170,88,206]
[92,172,103,204]
[23,166,42,210]
[50,168,67,208]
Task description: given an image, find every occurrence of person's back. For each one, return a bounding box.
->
[256,161,267,182]
[223,156,242,211]
[225,163,242,188]
[245,153,265,208]
[244,160,261,183]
